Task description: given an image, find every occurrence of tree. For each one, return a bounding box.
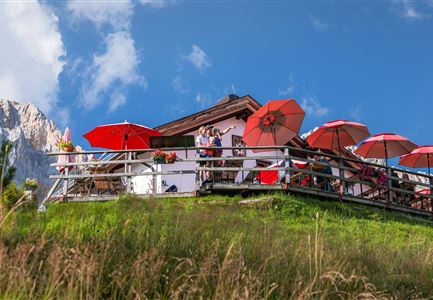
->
[0,139,15,224]
[0,140,16,190]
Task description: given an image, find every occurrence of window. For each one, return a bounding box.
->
[232,135,246,157]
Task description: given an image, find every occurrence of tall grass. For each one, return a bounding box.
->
[1,194,433,299]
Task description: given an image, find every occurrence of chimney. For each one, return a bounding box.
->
[228,94,239,101]
[213,94,240,107]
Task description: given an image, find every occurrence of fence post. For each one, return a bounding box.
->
[62,166,69,201]
[339,158,345,195]
[387,167,392,207]
[195,152,201,195]
[126,151,132,193]
[284,147,291,186]
[429,175,433,213]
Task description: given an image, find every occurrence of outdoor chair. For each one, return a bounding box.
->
[93,177,112,195]
[212,158,243,184]
[72,178,90,196]
[110,177,125,194]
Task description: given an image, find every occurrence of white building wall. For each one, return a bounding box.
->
[157,116,281,193]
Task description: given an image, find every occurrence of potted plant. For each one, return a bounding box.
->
[165,152,177,164]
[152,149,167,164]
[57,138,75,152]
[24,178,39,192]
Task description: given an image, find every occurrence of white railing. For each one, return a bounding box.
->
[42,146,433,217]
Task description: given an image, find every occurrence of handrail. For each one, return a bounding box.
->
[43,145,433,217]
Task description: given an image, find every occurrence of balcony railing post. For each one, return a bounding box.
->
[387,167,392,206]
[195,152,201,195]
[339,158,345,195]
[284,147,291,185]
[62,167,69,201]
[126,151,132,193]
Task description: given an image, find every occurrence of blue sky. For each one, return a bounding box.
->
[1,0,433,151]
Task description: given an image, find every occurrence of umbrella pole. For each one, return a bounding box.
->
[124,134,131,193]
[272,125,280,184]
[428,154,432,199]
[428,153,431,176]
[336,129,345,195]
[384,141,392,206]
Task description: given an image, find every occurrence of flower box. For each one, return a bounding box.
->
[154,158,166,164]
[63,145,75,152]
[151,149,177,164]
[24,178,39,191]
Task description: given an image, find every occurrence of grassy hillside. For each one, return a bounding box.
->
[1,193,433,299]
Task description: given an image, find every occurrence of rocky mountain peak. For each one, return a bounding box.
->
[0,99,62,190]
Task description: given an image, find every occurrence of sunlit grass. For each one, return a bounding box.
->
[1,193,433,298]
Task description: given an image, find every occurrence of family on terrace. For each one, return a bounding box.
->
[50,96,433,212]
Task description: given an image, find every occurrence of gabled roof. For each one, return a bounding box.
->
[155,94,261,136]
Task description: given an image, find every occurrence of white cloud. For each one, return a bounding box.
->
[164,102,187,117]
[109,90,127,112]
[349,106,364,121]
[57,107,71,128]
[185,45,211,71]
[393,0,428,21]
[80,31,146,110]
[279,74,295,96]
[67,0,133,30]
[171,76,190,94]
[300,96,330,117]
[195,92,212,108]
[139,0,172,8]
[310,15,331,31]
[0,1,65,114]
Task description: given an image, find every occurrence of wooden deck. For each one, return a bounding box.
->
[201,183,433,218]
[63,192,196,202]
[42,146,433,219]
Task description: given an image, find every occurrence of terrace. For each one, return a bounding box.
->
[43,145,433,218]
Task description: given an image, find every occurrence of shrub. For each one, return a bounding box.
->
[1,183,25,210]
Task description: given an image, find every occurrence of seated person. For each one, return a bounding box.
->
[289,160,311,186]
[399,173,416,206]
[311,155,333,191]
[390,170,401,203]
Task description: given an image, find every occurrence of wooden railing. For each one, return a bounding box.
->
[42,146,433,217]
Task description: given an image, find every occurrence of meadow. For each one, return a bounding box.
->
[1,193,433,299]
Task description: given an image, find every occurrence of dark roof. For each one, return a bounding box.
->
[155,94,261,136]
[213,94,240,107]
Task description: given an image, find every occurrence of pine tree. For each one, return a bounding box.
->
[0,139,16,196]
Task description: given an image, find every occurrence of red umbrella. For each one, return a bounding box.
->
[243,99,305,151]
[399,146,433,174]
[354,133,417,166]
[306,119,370,152]
[83,121,160,150]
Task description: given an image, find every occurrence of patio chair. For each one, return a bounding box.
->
[93,177,112,195]
[109,177,125,195]
[72,178,90,196]
[213,158,243,184]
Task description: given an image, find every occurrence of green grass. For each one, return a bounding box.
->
[1,193,433,299]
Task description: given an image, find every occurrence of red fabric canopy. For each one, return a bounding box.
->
[83,121,160,150]
[306,119,370,151]
[256,160,307,184]
[399,146,433,172]
[243,99,305,151]
[417,189,431,195]
[354,133,417,160]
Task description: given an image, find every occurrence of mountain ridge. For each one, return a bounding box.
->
[0,99,61,191]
